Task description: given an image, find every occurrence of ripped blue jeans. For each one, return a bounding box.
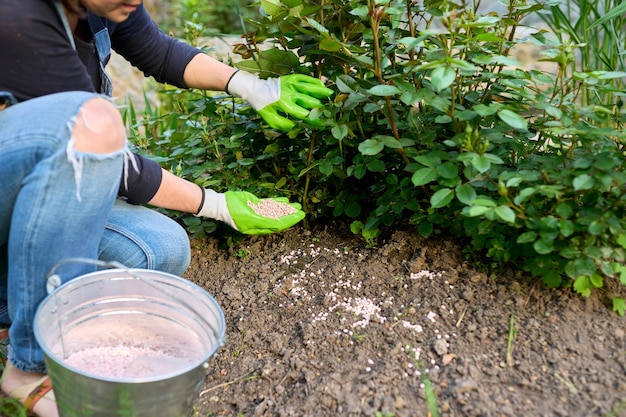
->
[0,92,190,372]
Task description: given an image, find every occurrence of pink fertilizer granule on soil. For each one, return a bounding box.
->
[64,343,193,379]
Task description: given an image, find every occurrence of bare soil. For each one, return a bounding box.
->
[182,221,626,417]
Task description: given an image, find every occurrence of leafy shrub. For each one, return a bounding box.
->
[160,0,261,37]
[127,0,626,311]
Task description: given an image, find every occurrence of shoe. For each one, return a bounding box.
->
[0,327,8,366]
[1,362,57,417]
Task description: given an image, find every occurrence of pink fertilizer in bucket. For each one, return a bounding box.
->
[34,266,226,417]
[64,343,195,379]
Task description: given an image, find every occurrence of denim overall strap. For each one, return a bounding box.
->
[87,14,114,96]
[53,1,76,50]
[1,1,78,111]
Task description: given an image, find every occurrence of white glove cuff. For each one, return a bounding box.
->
[226,70,280,111]
[195,188,237,230]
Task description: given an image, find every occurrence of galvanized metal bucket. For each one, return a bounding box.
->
[34,264,226,417]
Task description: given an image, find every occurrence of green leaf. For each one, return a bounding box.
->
[412,167,438,186]
[589,272,603,288]
[613,297,626,316]
[573,156,593,169]
[599,260,613,278]
[345,201,361,217]
[573,174,595,191]
[559,245,580,259]
[455,110,478,121]
[473,196,497,207]
[430,66,456,92]
[261,0,283,15]
[319,37,343,52]
[331,124,349,140]
[349,220,364,234]
[358,139,384,155]
[349,5,369,18]
[573,276,592,297]
[449,58,478,72]
[335,76,356,93]
[414,154,441,167]
[594,156,616,171]
[353,164,366,179]
[303,17,328,34]
[430,188,454,209]
[471,155,491,173]
[319,160,333,176]
[558,220,574,237]
[533,239,553,255]
[398,36,426,50]
[596,71,626,80]
[366,159,386,172]
[282,0,301,7]
[497,109,528,130]
[590,2,626,28]
[471,33,505,43]
[466,15,500,27]
[455,184,476,205]
[542,270,562,288]
[505,177,523,187]
[573,257,597,277]
[482,153,504,164]
[494,205,516,224]
[473,103,499,116]
[618,264,626,285]
[416,59,447,71]
[381,135,405,149]
[517,231,537,244]
[367,85,401,96]
[435,114,453,123]
[418,221,433,238]
[555,203,574,218]
[472,54,518,66]
[436,162,458,179]
[545,105,563,119]
[467,206,491,217]
[617,234,626,249]
[267,178,284,191]
[588,221,605,235]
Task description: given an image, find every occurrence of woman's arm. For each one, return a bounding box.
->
[110,5,237,92]
[182,53,237,92]
[147,168,203,214]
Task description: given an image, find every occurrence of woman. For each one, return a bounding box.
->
[0,0,332,415]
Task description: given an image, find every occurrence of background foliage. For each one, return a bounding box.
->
[126,0,626,312]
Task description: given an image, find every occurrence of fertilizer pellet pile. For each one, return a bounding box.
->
[64,344,194,378]
[247,199,297,219]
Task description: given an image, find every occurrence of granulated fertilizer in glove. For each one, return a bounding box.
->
[247,199,298,219]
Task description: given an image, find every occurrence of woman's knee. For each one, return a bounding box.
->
[143,222,191,275]
[100,203,192,276]
[72,97,126,154]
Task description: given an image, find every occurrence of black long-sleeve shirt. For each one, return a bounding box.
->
[0,0,201,203]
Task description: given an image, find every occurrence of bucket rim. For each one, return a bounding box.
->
[34,268,226,383]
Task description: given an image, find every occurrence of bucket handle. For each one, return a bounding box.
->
[46,258,127,294]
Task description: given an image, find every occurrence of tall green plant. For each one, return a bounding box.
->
[162,0,261,36]
[537,0,626,109]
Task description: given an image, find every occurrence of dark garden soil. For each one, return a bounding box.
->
[183,221,626,417]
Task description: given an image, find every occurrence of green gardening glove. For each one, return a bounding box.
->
[195,189,305,235]
[226,71,333,131]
